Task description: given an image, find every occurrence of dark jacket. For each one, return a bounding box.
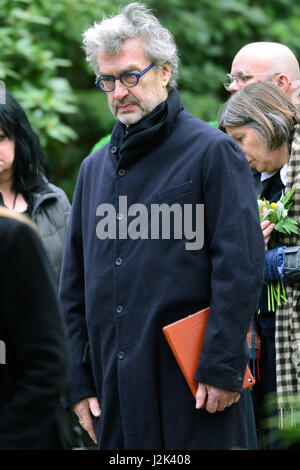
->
[31,179,71,287]
[59,89,265,450]
[0,210,69,449]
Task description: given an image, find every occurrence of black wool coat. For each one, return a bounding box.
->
[59,89,265,450]
[0,212,69,449]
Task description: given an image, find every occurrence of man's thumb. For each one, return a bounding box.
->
[195,383,207,409]
[88,397,101,417]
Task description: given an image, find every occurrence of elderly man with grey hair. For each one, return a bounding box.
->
[59,3,265,450]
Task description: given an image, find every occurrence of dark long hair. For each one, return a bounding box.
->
[0,92,49,209]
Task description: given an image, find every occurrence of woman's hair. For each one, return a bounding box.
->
[218,81,300,151]
[83,2,179,90]
[0,92,48,208]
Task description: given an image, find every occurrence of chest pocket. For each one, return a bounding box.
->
[156,181,193,203]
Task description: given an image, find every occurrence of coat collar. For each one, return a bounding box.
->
[109,88,183,165]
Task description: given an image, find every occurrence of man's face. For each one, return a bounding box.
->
[97,38,170,126]
[228,54,276,94]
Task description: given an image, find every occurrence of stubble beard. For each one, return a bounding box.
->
[111,93,164,126]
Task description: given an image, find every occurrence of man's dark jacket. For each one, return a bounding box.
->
[59,89,265,450]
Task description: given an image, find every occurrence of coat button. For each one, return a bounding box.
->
[237,373,243,381]
[115,257,123,266]
[118,351,125,360]
[111,146,118,154]
[116,305,123,313]
[118,168,126,176]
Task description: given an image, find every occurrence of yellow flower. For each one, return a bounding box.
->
[271,203,276,209]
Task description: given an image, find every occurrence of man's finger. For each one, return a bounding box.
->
[233,393,241,404]
[74,397,100,445]
[88,396,101,417]
[217,399,228,412]
[195,383,207,409]
[78,412,98,444]
[205,393,219,414]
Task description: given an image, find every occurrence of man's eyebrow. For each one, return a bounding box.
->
[100,65,140,77]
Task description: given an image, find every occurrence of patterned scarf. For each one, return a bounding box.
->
[276,123,300,428]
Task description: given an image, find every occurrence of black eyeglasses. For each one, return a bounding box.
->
[223,70,281,91]
[95,63,154,92]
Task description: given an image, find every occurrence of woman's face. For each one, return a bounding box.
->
[226,125,287,174]
[0,129,15,180]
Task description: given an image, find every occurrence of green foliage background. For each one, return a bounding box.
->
[1,0,300,200]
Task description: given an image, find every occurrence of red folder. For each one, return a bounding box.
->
[162,307,255,398]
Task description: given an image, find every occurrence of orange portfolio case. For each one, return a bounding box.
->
[162,307,255,398]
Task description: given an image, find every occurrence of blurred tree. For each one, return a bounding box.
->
[0,0,120,198]
[1,0,300,199]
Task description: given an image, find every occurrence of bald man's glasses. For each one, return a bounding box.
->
[223,70,281,90]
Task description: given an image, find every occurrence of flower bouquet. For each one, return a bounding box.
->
[258,186,298,312]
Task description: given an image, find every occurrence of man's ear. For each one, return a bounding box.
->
[275,73,291,92]
[160,62,171,88]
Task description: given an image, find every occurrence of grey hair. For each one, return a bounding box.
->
[218,81,300,151]
[82,3,179,90]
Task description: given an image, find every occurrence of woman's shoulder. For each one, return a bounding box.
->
[47,182,70,204]
[33,179,71,210]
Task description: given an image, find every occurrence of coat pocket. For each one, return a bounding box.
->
[156,181,193,203]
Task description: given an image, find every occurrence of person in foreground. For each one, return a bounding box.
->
[59,3,265,450]
[0,207,69,449]
[0,92,71,287]
[219,80,300,449]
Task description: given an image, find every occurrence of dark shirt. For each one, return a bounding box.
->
[254,170,285,337]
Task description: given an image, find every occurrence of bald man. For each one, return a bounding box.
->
[225,42,300,101]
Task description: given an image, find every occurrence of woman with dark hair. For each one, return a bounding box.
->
[0,92,71,286]
[219,81,300,449]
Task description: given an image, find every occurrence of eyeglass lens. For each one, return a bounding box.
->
[223,72,248,90]
[223,74,233,90]
[100,73,138,91]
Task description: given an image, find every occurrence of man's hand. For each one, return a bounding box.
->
[195,383,240,413]
[73,396,101,444]
[261,220,275,251]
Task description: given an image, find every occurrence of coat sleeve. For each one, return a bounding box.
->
[193,133,265,392]
[0,219,69,449]
[59,163,97,406]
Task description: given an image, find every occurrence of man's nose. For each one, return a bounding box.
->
[228,79,241,94]
[112,79,129,100]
